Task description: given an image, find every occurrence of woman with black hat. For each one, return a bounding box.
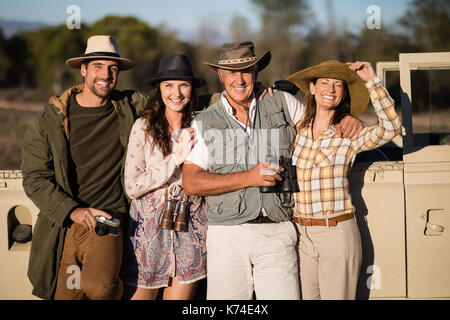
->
[287,61,401,299]
[121,54,207,300]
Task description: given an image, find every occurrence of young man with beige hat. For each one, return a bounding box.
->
[22,35,147,299]
[182,41,363,300]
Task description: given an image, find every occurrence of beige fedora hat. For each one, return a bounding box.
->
[66,35,135,71]
[204,41,271,72]
[287,60,370,115]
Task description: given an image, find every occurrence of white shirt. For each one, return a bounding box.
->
[186,91,305,170]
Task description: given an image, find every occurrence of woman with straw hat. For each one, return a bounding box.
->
[287,60,401,299]
[121,54,207,300]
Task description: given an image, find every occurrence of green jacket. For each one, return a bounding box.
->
[21,84,147,299]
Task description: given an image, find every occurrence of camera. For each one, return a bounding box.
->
[159,198,189,232]
[259,155,299,194]
[94,215,120,236]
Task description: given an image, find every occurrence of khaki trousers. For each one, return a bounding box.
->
[296,218,362,300]
[54,222,124,300]
[206,221,300,300]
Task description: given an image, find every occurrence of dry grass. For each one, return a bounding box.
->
[0,108,39,169]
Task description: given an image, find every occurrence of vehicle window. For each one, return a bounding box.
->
[411,69,450,146]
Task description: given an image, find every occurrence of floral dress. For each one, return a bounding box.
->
[121,118,207,289]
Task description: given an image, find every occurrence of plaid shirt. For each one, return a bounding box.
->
[292,76,401,218]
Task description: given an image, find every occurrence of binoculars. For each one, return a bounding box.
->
[159,197,189,232]
[260,155,299,194]
[260,155,299,207]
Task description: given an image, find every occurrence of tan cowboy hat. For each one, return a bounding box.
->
[287,60,370,115]
[204,41,271,72]
[66,35,135,71]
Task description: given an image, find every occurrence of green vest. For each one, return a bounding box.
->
[195,91,296,225]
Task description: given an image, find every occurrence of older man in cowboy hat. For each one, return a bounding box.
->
[22,35,147,300]
[182,41,363,300]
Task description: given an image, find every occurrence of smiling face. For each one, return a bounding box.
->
[81,59,119,99]
[160,79,192,114]
[217,66,257,107]
[310,77,346,110]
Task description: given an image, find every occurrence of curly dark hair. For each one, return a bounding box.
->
[139,83,198,157]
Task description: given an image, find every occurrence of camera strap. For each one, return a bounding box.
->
[165,184,168,200]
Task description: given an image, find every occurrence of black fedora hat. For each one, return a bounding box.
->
[147,54,206,88]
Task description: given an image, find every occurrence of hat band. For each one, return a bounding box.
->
[218,57,258,65]
[157,69,195,78]
[84,51,121,58]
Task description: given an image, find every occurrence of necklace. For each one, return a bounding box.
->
[169,124,182,141]
[225,93,251,133]
[243,105,250,133]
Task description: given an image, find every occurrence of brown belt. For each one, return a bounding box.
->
[293,213,354,227]
[246,216,275,224]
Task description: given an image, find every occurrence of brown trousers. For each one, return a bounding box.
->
[54,222,124,300]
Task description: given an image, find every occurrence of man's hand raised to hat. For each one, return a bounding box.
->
[346,61,377,82]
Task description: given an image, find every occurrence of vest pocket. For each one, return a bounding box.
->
[206,189,246,217]
[266,110,288,128]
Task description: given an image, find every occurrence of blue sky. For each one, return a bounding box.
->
[0,0,409,40]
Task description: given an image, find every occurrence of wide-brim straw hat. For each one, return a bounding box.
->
[204,41,271,72]
[147,54,206,88]
[287,60,370,115]
[66,35,135,71]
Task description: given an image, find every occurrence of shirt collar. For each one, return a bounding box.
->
[220,91,256,117]
[306,122,337,139]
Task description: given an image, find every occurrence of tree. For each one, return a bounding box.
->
[19,25,86,95]
[399,0,450,51]
[229,16,252,42]
[0,29,12,85]
[250,0,309,83]
[89,16,189,92]
[251,0,308,33]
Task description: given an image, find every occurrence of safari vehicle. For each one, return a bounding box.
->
[0,52,449,300]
